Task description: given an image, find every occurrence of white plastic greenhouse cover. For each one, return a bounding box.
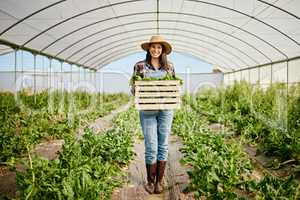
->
[0,0,299,72]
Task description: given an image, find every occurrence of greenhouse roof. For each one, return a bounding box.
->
[0,0,299,72]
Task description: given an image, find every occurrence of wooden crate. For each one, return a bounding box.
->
[134,80,181,110]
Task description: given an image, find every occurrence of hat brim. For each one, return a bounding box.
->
[141,41,172,55]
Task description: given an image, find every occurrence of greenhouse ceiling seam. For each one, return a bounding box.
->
[42,12,286,60]
[258,0,299,20]
[0,0,294,65]
[89,41,237,70]
[16,1,296,52]
[187,0,299,47]
[51,19,260,65]
[64,26,270,66]
[57,20,272,63]
[0,0,66,36]
[20,0,144,47]
[1,0,297,70]
[86,38,242,69]
[76,32,252,67]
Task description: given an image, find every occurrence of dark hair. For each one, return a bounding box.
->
[145,44,170,71]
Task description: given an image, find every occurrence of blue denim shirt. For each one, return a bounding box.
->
[144,66,167,79]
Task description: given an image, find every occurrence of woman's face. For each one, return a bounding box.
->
[149,43,163,59]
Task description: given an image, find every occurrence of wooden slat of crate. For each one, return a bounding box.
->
[136,85,180,92]
[135,97,180,103]
[136,92,180,97]
[135,80,179,86]
[136,103,180,110]
[134,80,181,110]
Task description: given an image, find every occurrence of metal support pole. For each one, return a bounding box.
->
[88,69,90,92]
[33,54,36,102]
[240,71,242,82]
[42,56,45,90]
[94,71,96,94]
[97,71,101,101]
[90,70,92,84]
[48,58,53,114]
[79,67,82,92]
[78,66,81,84]
[70,64,72,92]
[88,69,93,93]
[59,62,63,113]
[90,70,93,91]
[83,68,85,82]
[49,59,52,90]
[270,64,273,85]
[286,61,289,88]
[221,72,224,85]
[84,68,86,93]
[21,50,24,89]
[185,67,190,94]
[99,70,104,109]
[286,61,289,132]
[248,69,250,84]
[88,69,91,93]
[14,50,17,91]
[258,66,261,86]
[60,62,63,92]
[99,71,101,94]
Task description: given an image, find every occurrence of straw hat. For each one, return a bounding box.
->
[141,35,172,55]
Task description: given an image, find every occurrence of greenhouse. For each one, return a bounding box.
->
[0,0,299,199]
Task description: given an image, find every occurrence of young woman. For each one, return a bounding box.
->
[131,35,176,194]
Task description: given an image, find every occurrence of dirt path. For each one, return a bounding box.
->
[111,134,193,200]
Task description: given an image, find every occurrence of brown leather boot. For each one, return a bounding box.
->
[154,160,167,194]
[144,163,157,194]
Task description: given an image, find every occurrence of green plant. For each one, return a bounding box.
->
[129,73,183,85]
[173,94,300,199]
[17,106,139,199]
[0,91,130,163]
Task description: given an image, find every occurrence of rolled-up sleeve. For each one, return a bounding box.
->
[131,62,144,95]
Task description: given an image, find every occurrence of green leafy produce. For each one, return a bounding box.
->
[17,106,140,200]
[0,90,130,164]
[173,105,253,199]
[173,95,300,199]
[129,73,183,85]
[253,175,299,200]
[187,81,300,165]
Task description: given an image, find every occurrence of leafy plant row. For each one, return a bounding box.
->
[0,90,130,164]
[172,101,300,199]
[185,81,300,166]
[16,106,141,200]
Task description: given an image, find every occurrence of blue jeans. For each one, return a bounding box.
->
[139,110,174,164]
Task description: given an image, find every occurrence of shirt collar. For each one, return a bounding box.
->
[145,60,161,70]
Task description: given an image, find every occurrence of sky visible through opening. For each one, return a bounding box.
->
[102,52,213,74]
[0,51,213,73]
